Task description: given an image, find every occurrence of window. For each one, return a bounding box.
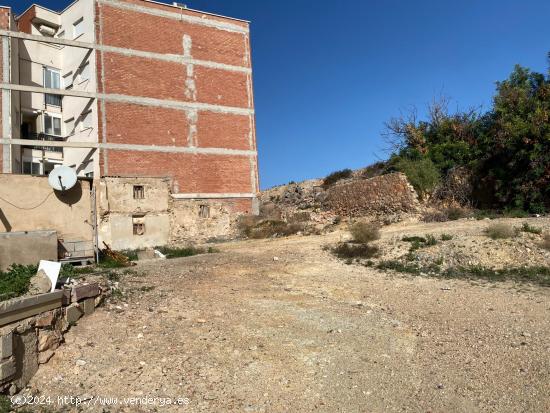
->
[132,215,145,235]
[199,205,210,218]
[81,111,92,130]
[23,161,41,175]
[73,18,84,39]
[133,185,145,199]
[44,113,62,136]
[44,67,62,106]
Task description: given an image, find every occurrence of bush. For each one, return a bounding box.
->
[331,243,379,259]
[542,233,550,251]
[485,223,516,239]
[441,233,453,241]
[519,222,542,234]
[0,264,36,301]
[322,168,353,188]
[240,218,303,239]
[421,210,448,222]
[154,246,214,259]
[446,207,467,220]
[392,157,440,199]
[350,221,381,243]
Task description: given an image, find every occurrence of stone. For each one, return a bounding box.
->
[81,298,95,316]
[38,331,60,352]
[28,270,52,295]
[71,283,100,303]
[65,303,83,325]
[35,311,56,328]
[75,359,86,367]
[0,358,16,382]
[38,349,55,364]
[0,332,13,358]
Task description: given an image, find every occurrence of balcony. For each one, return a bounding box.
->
[22,132,64,153]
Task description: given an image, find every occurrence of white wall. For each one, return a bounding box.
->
[15,0,99,177]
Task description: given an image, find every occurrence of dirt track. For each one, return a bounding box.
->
[25,218,550,412]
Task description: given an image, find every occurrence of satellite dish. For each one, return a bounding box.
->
[48,166,77,191]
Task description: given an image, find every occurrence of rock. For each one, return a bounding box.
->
[196,319,207,324]
[65,303,83,325]
[38,330,61,352]
[35,311,56,328]
[38,349,55,364]
[273,257,279,261]
[75,359,87,367]
[28,270,52,295]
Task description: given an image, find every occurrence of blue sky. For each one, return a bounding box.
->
[6,0,550,189]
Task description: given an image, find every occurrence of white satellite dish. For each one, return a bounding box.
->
[48,166,77,191]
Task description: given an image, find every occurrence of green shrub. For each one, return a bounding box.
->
[446,207,467,220]
[322,168,353,188]
[485,223,516,239]
[0,264,37,301]
[154,245,216,259]
[425,234,438,246]
[393,157,440,199]
[519,222,542,234]
[331,243,379,259]
[350,221,381,243]
[441,233,453,241]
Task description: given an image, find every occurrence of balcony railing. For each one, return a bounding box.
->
[22,132,64,153]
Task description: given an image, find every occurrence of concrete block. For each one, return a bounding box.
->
[137,249,156,260]
[71,283,100,303]
[0,358,16,382]
[81,298,95,316]
[65,304,83,325]
[12,329,38,389]
[0,291,63,327]
[0,333,13,359]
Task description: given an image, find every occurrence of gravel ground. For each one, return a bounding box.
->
[22,218,550,412]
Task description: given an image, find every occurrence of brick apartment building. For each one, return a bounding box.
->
[0,0,259,251]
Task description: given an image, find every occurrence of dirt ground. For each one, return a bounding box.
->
[23,218,550,412]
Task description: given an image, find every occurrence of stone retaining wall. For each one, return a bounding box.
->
[0,283,106,395]
[324,173,420,217]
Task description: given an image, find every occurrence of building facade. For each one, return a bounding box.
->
[0,0,259,249]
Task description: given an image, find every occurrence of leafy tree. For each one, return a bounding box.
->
[383,58,550,212]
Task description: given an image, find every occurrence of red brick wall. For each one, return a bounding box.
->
[99,4,249,67]
[96,0,258,197]
[107,151,252,194]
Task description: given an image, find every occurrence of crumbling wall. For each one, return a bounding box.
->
[324,173,420,217]
[98,177,171,250]
[0,282,105,395]
[170,198,251,243]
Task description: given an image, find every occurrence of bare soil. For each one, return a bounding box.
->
[24,218,550,412]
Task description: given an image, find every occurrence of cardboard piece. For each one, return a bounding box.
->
[38,260,61,293]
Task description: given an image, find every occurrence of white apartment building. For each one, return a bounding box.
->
[10,0,99,177]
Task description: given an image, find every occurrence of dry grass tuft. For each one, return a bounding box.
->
[350,221,381,244]
[485,223,516,239]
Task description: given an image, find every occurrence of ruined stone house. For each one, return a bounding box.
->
[0,0,259,255]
